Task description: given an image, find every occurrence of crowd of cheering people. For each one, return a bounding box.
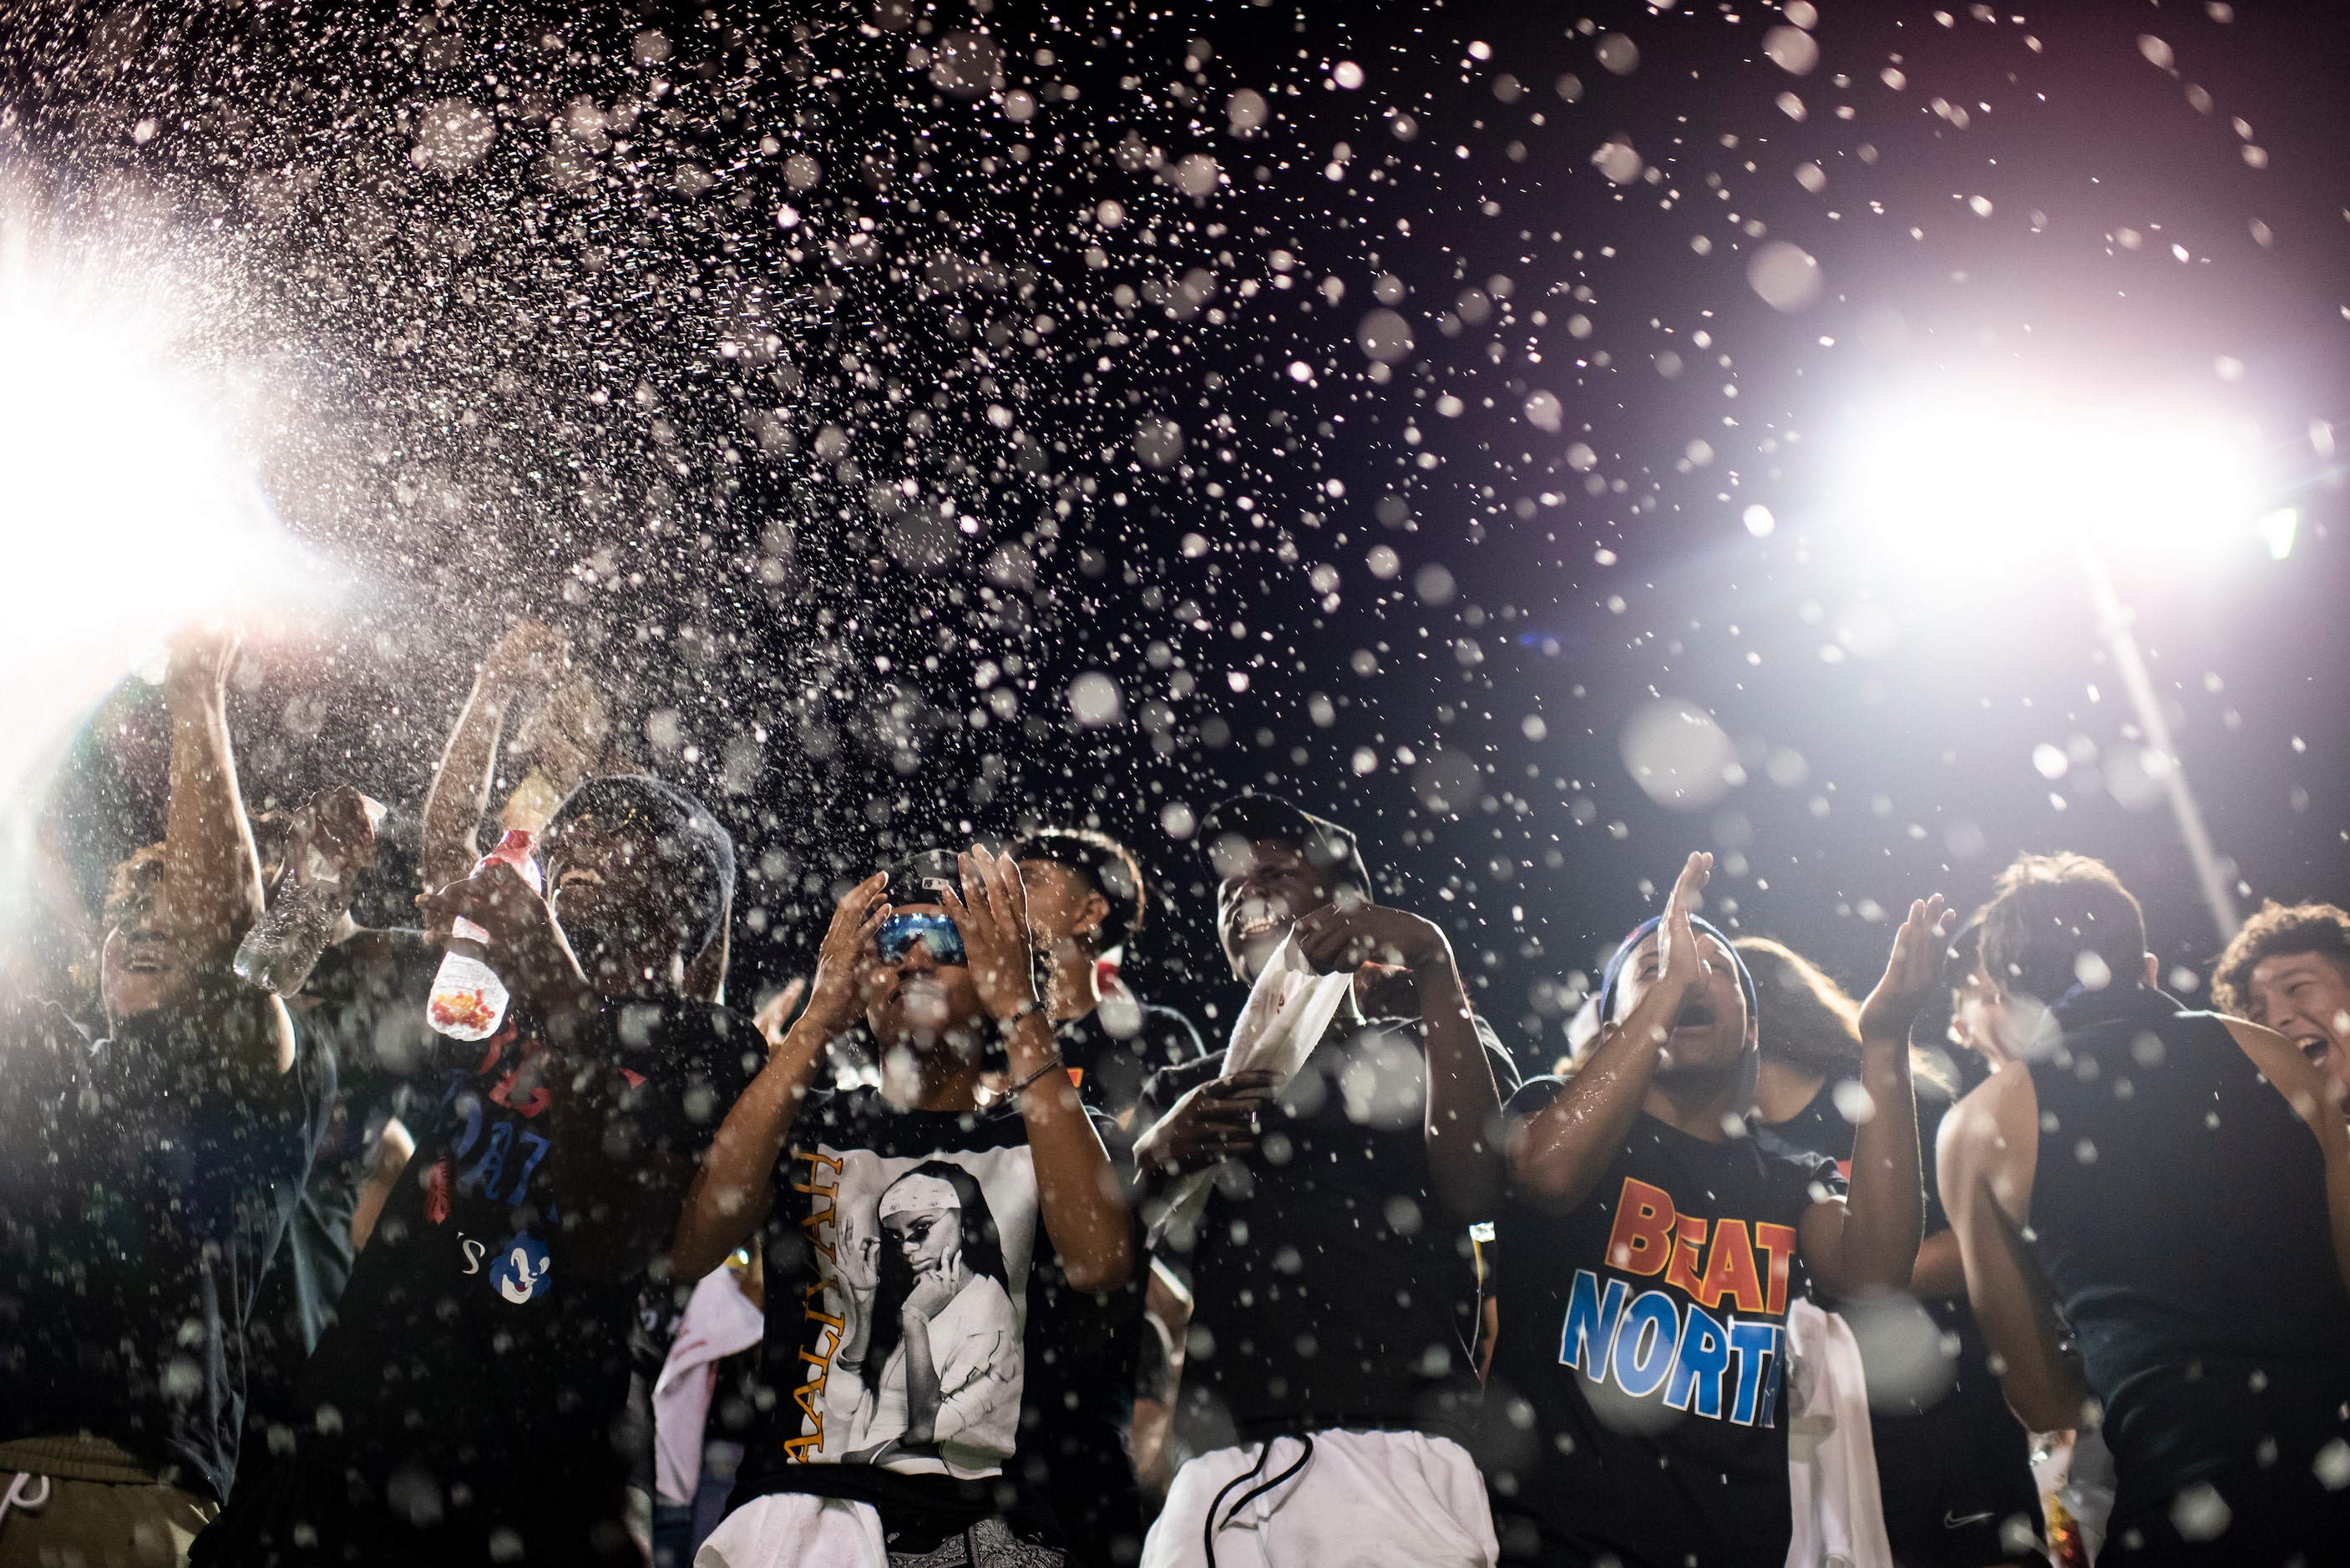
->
[4,618,2350,1568]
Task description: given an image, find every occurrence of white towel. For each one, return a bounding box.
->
[1785,1298,1893,1568]
[1148,931,1352,1245]
[655,1267,767,1506]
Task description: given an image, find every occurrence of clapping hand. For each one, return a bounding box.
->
[479,619,570,696]
[938,846,1041,1024]
[1857,893,1953,1045]
[803,874,889,1039]
[1654,852,1714,1008]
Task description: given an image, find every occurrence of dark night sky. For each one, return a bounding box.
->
[6,0,2346,1060]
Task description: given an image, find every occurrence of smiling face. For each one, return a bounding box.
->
[862,900,987,1054]
[883,1205,963,1273]
[1612,927,1753,1080]
[1214,837,1342,984]
[99,873,181,1024]
[2246,951,2350,1090]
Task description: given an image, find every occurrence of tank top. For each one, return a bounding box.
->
[2025,985,2350,1520]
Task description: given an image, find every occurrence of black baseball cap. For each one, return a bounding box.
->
[1196,792,1375,896]
[884,848,965,908]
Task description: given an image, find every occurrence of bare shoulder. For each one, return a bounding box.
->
[1944,1060,2035,1146]
[1939,1062,2039,1222]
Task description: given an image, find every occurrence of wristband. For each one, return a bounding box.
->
[1009,1053,1067,1100]
[996,998,1043,1034]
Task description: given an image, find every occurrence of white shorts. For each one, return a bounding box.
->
[1141,1429,1499,1568]
[695,1493,1065,1568]
[697,1495,888,1568]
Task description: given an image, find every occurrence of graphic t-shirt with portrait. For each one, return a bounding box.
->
[1486,1077,1840,1568]
[730,1087,1135,1555]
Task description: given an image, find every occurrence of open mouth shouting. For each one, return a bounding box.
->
[1670,1000,1718,1033]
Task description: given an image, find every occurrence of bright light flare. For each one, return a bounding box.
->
[1840,387,2272,579]
[0,276,312,810]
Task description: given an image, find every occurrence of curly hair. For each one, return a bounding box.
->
[2213,900,2350,1019]
[1008,827,1148,948]
[1979,852,2146,1005]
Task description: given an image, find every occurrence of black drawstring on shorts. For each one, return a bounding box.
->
[1202,1432,1315,1568]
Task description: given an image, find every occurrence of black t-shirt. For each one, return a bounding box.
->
[1755,1080,2042,1554]
[195,998,759,1567]
[1486,1080,1837,1568]
[729,1086,1142,1563]
[246,933,442,1439]
[2028,986,2350,1523]
[1137,1011,1522,1450]
[0,989,332,1503]
[1056,998,1207,1125]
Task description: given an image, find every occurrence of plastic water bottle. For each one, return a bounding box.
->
[428,829,541,1040]
[234,867,345,997]
[234,792,387,997]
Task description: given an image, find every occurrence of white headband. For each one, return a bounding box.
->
[876,1172,962,1221]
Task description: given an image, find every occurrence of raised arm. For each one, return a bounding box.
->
[1508,852,1711,1211]
[420,620,566,893]
[948,847,1134,1294]
[671,875,888,1282]
[163,631,294,1074]
[1938,1065,2091,1431]
[1294,900,1505,1220]
[415,857,663,1278]
[1799,895,1942,1297]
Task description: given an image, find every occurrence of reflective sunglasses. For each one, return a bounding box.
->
[876,911,966,966]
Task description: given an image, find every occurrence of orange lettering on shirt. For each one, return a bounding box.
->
[1756,1222,1799,1315]
[1605,1177,1678,1276]
[786,1373,827,1463]
[1695,1218,1765,1313]
[793,1150,844,1185]
[1663,1213,1709,1296]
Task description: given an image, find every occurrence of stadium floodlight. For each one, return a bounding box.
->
[1840,382,2282,941]
[1843,387,2277,580]
[0,244,317,830]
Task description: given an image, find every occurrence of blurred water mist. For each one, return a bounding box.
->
[0,185,323,962]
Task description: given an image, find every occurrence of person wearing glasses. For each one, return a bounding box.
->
[673,847,1139,1568]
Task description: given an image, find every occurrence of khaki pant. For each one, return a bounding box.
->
[0,1436,215,1568]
